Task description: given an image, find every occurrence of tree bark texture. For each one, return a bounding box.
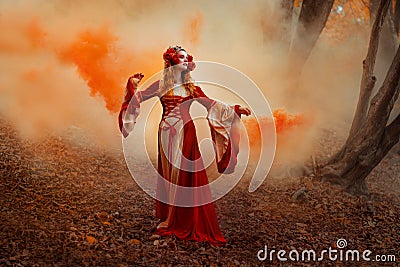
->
[321,0,400,196]
[289,0,334,68]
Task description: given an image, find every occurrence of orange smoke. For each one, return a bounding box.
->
[272,108,307,133]
[13,16,161,114]
[25,18,47,48]
[242,108,312,148]
[182,11,204,48]
[0,5,163,144]
[58,25,160,113]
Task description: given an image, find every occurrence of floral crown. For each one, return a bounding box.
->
[163,46,196,71]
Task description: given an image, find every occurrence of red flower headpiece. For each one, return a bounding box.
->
[187,54,196,71]
[163,46,196,71]
[163,47,180,65]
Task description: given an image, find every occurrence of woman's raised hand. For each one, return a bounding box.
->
[130,73,144,87]
[238,106,251,116]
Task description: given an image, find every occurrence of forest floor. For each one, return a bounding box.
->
[1,116,399,267]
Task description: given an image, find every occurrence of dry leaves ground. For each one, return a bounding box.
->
[1,117,399,266]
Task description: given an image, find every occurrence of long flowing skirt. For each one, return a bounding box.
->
[154,118,226,246]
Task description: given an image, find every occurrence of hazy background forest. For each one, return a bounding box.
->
[1,0,399,266]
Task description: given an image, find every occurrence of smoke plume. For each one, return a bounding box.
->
[0,0,369,170]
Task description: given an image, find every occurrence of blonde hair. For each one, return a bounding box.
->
[159,48,196,97]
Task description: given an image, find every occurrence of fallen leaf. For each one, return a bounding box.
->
[150,235,160,240]
[127,239,140,245]
[86,235,96,244]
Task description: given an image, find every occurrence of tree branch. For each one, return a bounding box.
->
[347,0,391,140]
[367,45,400,131]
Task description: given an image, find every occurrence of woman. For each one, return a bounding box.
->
[118,46,251,246]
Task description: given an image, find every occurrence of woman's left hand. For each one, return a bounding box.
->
[238,106,251,116]
[129,73,144,87]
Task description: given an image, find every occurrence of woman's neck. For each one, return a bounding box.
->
[173,71,182,85]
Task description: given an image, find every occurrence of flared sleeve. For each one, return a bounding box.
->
[118,79,160,138]
[194,86,242,174]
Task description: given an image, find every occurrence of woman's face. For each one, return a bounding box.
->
[174,50,188,72]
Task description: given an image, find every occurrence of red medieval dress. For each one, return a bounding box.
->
[118,78,242,246]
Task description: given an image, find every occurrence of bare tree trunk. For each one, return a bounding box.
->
[321,0,400,196]
[369,0,398,86]
[289,0,334,68]
[284,0,334,109]
[330,0,391,163]
[395,0,400,35]
[280,0,295,47]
